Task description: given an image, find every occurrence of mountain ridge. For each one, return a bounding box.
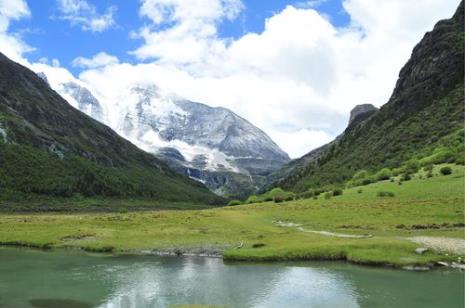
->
[0,52,221,205]
[265,0,464,192]
[53,81,290,197]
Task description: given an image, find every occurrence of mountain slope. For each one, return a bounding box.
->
[266,104,379,187]
[267,1,464,192]
[0,53,221,205]
[54,83,290,197]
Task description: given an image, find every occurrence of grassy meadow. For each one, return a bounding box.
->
[0,164,463,267]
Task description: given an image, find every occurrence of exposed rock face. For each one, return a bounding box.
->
[346,104,378,132]
[60,82,104,122]
[348,104,378,125]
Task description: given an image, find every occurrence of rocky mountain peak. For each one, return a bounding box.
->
[348,104,378,125]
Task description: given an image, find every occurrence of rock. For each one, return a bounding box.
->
[402,265,431,271]
[415,247,429,254]
[451,262,465,270]
[348,104,378,126]
[436,261,449,267]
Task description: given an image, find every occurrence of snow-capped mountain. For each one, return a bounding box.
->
[42,75,289,196]
[59,81,105,122]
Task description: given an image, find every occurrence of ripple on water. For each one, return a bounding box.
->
[29,298,93,308]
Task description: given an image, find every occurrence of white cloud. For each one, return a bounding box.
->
[56,0,117,32]
[0,0,31,62]
[131,0,243,63]
[268,128,334,158]
[27,0,460,158]
[72,52,119,68]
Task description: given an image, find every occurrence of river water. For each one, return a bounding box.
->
[0,247,463,308]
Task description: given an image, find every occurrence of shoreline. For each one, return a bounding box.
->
[1,242,464,272]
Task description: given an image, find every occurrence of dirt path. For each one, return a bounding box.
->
[275,221,373,239]
[409,236,465,255]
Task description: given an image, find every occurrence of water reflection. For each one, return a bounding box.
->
[0,248,463,308]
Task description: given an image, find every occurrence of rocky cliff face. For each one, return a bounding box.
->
[345,104,378,132]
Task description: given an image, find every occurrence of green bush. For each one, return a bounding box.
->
[377,191,395,197]
[357,189,363,194]
[273,196,285,203]
[324,192,332,199]
[401,174,412,181]
[404,159,420,174]
[352,170,368,180]
[227,200,242,206]
[440,166,452,175]
[245,195,259,204]
[332,189,343,196]
[423,164,434,172]
[375,168,392,181]
[298,190,314,199]
[361,178,373,186]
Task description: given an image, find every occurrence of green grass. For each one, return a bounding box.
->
[0,164,463,267]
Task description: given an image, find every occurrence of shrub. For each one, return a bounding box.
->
[426,172,433,178]
[361,178,372,186]
[377,191,395,197]
[352,170,368,180]
[332,189,343,196]
[423,164,434,172]
[284,194,295,201]
[227,200,242,206]
[264,196,273,202]
[401,174,411,181]
[324,192,332,199]
[404,159,420,174]
[375,168,392,181]
[440,166,452,175]
[357,189,363,194]
[273,196,285,203]
[246,195,259,204]
[268,188,286,197]
[298,190,314,199]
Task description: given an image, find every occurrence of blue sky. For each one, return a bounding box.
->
[1,0,459,157]
[11,0,350,76]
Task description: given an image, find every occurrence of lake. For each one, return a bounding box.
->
[0,247,463,308]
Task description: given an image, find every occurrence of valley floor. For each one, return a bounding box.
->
[1,164,464,269]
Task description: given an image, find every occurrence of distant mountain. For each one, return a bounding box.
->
[49,82,289,197]
[60,81,105,122]
[0,52,220,205]
[266,1,464,192]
